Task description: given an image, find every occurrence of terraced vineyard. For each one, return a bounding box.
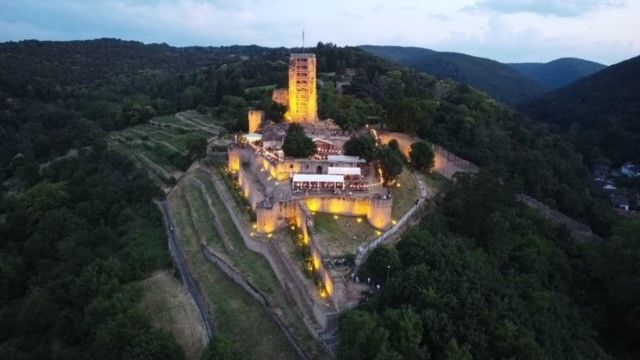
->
[187,168,326,357]
[168,183,300,359]
[110,110,230,190]
[170,171,326,359]
[112,112,326,358]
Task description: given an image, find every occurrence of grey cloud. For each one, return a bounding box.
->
[468,0,624,17]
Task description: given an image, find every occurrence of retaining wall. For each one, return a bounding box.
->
[378,132,478,180]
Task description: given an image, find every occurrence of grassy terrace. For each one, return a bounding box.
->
[193,171,282,295]
[182,186,230,257]
[110,111,227,188]
[390,166,421,219]
[191,169,326,358]
[169,185,299,360]
[139,270,208,360]
[111,142,174,182]
[424,170,449,192]
[313,213,377,256]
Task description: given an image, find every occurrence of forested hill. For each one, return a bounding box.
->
[1,39,636,359]
[359,45,549,105]
[0,39,270,99]
[510,57,606,89]
[524,54,640,165]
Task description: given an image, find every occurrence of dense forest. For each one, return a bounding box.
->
[0,39,636,359]
[343,172,640,359]
[524,55,640,167]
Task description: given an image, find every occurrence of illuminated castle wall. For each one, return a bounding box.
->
[378,132,478,180]
[285,53,318,122]
[272,88,288,106]
[230,146,392,232]
[248,110,264,133]
[227,145,393,299]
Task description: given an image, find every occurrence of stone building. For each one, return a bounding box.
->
[272,88,288,106]
[247,109,264,133]
[285,53,318,123]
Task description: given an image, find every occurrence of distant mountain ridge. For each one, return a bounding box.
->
[524,54,640,165]
[360,45,547,105]
[359,45,606,105]
[509,58,606,89]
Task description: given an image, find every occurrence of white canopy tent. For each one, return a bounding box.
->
[327,167,361,176]
[292,174,345,191]
[327,155,366,163]
[243,133,263,142]
[292,174,344,183]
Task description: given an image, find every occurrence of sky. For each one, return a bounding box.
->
[1,0,639,65]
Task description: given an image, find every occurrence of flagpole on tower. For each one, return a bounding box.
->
[302,28,305,51]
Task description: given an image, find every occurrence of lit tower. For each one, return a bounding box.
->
[286,53,318,122]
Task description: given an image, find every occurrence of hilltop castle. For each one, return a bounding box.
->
[228,52,396,300]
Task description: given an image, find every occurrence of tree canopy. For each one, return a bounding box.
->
[409,141,435,171]
[378,146,403,185]
[343,134,378,162]
[282,123,316,158]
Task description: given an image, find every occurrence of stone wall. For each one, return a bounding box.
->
[433,145,478,179]
[238,166,264,210]
[303,196,392,230]
[378,132,478,180]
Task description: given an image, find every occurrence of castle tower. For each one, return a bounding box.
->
[367,196,393,230]
[248,110,264,133]
[286,53,318,122]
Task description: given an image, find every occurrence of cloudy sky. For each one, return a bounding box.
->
[1,0,638,64]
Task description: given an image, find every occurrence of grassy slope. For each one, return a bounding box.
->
[170,185,299,359]
[139,270,208,360]
[191,170,325,358]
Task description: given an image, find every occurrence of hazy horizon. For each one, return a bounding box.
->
[2,0,639,65]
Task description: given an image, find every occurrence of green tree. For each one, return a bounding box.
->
[381,308,425,359]
[201,336,238,360]
[600,219,640,348]
[363,246,401,284]
[186,135,208,163]
[319,81,338,119]
[379,146,403,185]
[343,134,377,162]
[282,123,316,158]
[266,101,286,122]
[444,339,472,360]
[339,311,400,360]
[409,141,435,171]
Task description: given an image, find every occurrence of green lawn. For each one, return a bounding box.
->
[139,270,208,360]
[313,213,377,256]
[424,170,449,191]
[390,166,420,219]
